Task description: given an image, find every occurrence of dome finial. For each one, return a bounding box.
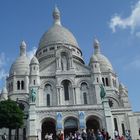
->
[94,38,100,54]
[53,5,61,25]
[20,40,27,56]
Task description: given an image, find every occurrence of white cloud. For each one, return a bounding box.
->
[0,53,8,81]
[109,0,140,34]
[27,47,37,60]
[124,56,140,70]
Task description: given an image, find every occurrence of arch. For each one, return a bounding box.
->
[105,77,109,86]
[64,117,79,136]
[86,115,101,134]
[108,97,120,108]
[21,80,24,90]
[17,81,20,90]
[102,78,105,86]
[61,80,72,101]
[77,79,90,88]
[41,118,56,140]
[44,84,53,106]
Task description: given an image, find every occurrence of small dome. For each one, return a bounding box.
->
[10,55,30,75]
[95,53,113,71]
[90,55,98,63]
[30,56,39,64]
[92,38,113,72]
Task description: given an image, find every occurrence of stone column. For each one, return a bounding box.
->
[109,73,113,88]
[72,87,76,104]
[28,103,37,140]
[102,98,114,139]
[57,87,60,105]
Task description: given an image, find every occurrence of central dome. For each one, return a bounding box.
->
[38,24,79,49]
[38,6,79,50]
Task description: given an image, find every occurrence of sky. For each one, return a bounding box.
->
[0,0,140,111]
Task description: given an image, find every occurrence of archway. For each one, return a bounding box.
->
[64,117,78,137]
[86,116,100,134]
[41,118,56,140]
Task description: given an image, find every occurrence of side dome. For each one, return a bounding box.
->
[38,24,79,49]
[90,55,98,63]
[93,39,113,71]
[95,54,113,71]
[30,56,39,64]
[9,41,30,75]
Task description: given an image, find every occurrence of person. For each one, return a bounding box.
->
[2,133,7,140]
[114,129,119,139]
[45,133,49,140]
[81,129,87,140]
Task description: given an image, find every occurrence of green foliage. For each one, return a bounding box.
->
[0,99,24,129]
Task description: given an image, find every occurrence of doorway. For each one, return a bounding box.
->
[41,118,56,140]
[64,117,78,137]
[86,117,100,134]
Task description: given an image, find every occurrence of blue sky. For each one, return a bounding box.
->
[0,0,140,111]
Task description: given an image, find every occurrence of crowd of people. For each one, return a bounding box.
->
[44,129,132,140]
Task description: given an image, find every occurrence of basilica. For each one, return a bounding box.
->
[0,7,140,140]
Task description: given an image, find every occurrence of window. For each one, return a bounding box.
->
[21,80,24,90]
[114,118,118,131]
[62,80,71,101]
[47,94,50,106]
[50,47,54,50]
[121,123,125,135]
[97,78,99,83]
[33,80,36,85]
[17,81,20,90]
[63,80,70,100]
[102,78,105,86]
[83,92,88,104]
[106,78,109,86]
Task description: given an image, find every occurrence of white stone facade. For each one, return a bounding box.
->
[0,7,140,140]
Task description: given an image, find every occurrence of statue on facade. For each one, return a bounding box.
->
[61,55,68,71]
[30,88,37,102]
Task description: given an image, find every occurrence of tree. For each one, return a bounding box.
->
[0,99,24,140]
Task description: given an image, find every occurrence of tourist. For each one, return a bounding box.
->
[2,133,7,140]
[45,133,49,140]
[81,129,87,140]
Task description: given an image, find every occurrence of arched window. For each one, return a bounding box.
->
[97,78,99,83]
[33,80,36,85]
[105,78,109,86]
[83,92,87,104]
[62,80,70,101]
[121,123,125,135]
[17,81,20,90]
[21,80,24,90]
[114,118,118,131]
[44,84,52,106]
[81,82,88,104]
[47,94,50,106]
[102,78,105,86]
